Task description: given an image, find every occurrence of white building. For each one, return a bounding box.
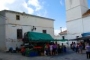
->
[0,10,54,51]
[54,30,68,39]
[65,0,90,39]
[54,30,69,46]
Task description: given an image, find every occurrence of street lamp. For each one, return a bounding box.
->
[31,26,36,32]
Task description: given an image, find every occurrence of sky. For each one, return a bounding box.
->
[0,0,90,35]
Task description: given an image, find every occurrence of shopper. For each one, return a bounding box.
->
[21,46,25,56]
[44,43,49,56]
[75,43,79,53]
[78,43,83,54]
[85,43,90,59]
[49,43,53,56]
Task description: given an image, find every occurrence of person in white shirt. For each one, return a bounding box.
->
[49,43,53,55]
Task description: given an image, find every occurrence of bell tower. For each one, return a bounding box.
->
[65,0,89,39]
[65,0,88,21]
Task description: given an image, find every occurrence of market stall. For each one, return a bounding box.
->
[22,32,68,56]
[22,32,54,56]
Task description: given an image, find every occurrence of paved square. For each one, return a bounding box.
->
[0,50,89,60]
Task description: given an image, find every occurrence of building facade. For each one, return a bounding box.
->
[54,30,69,46]
[65,0,90,39]
[0,10,54,51]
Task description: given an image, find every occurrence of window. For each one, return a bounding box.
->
[16,15,20,20]
[76,36,79,38]
[62,36,65,39]
[17,29,22,39]
[42,30,47,33]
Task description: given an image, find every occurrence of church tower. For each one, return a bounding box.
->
[65,0,89,39]
[65,0,88,21]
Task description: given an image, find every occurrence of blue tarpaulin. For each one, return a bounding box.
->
[81,32,90,37]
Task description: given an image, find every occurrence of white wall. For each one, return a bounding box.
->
[67,18,83,34]
[54,35,68,39]
[54,35,69,47]
[65,0,80,10]
[0,11,6,51]
[83,16,90,33]
[5,12,54,37]
[65,0,88,21]
[66,16,90,39]
[65,0,88,11]
[5,12,54,27]
[66,6,82,21]
[4,11,54,50]
[80,0,88,8]
[65,0,89,39]
[66,18,83,39]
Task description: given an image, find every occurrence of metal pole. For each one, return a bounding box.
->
[60,27,62,32]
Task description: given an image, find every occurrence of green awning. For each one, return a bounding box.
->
[54,39,68,42]
[27,32,54,41]
[59,39,68,42]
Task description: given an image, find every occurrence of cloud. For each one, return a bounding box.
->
[54,29,60,36]
[0,0,47,16]
[60,0,63,6]
[36,9,48,17]
[23,1,34,14]
[28,0,42,11]
[0,0,33,14]
[0,0,14,10]
[62,27,67,31]
[54,27,67,36]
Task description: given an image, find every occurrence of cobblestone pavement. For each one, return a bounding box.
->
[0,49,89,60]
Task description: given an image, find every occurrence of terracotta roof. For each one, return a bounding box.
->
[59,30,67,35]
[83,9,90,17]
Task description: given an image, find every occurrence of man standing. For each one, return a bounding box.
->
[85,43,90,59]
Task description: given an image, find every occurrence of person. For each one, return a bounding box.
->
[46,43,50,55]
[9,47,13,53]
[52,43,56,55]
[73,42,76,51]
[53,43,58,55]
[44,49,46,56]
[49,43,53,56]
[85,43,90,59]
[44,44,48,56]
[75,43,79,53]
[13,47,16,53]
[61,43,64,53]
[57,44,61,54]
[62,45,66,53]
[79,43,83,54]
[21,46,25,56]
[71,42,74,50]
[16,46,20,53]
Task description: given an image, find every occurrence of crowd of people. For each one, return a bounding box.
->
[70,41,90,59]
[7,42,67,56]
[70,42,84,53]
[6,40,90,59]
[44,42,67,56]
